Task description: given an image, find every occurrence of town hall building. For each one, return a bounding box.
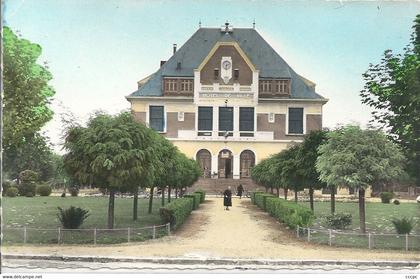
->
[126,23,328,182]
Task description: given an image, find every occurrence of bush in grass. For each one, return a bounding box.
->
[393,199,400,205]
[5,187,18,197]
[57,206,90,229]
[69,187,79,197]
[2,180,16,196]
[159,197,194,229]
[36,184,52,196]
[254,192,275,211]
[380,192,394,204]
[25,191,35,197]
[323,213,352,230]
[265,197,315,229]
[250,191,264,204]
[184,193,201,209]
[194,190,206,203]
[18,170,38,197]
[391,217,414,234]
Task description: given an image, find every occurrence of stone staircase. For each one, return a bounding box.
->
[189,178,262,195]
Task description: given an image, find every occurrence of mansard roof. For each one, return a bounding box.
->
[128,28,326,100]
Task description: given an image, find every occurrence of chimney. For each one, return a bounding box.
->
[160,60,166,67]
[173,43,177,54]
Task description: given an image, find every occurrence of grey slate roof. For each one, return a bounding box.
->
[129,28,325,100]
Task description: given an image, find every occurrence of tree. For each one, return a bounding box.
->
[3,26,55,150]
[360,15,420,185]
[295,130,328,212]
[279,146,305,203]
[63,112,153,228]
[316,125,406,233]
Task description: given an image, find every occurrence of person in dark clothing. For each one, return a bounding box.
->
[237,184,244,199]
[223,186,232,210]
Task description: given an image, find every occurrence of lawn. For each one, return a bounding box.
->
[297,200,420,250]
[3,196,168,245]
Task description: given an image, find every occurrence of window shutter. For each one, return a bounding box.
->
[198,107,213,131]
[149,106,164,132]
[240,108,254,131]
[219,107,234,131]
[288,108,303,134]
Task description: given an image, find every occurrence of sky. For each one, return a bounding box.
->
[3,0,420,153]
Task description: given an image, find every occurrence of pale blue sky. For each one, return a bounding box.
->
[4,0,420,152]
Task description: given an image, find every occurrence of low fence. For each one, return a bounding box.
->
[296,226,420,251]
[3,223,171,245]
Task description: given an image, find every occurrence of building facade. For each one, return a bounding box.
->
[127,24,328,180]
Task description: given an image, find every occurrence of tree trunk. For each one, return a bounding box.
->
[161,187,165,206]
[107,190,115,229]
[133,187,138,221]
[168,186,172,203]
[330,187,336,214]
[175,188,178,199]
[284,188,288,200]
[270,187,274,194]
[265,187,268,193]
[309,186,314,212]
[148,187,154,214]
[294,189,298,203]
[359,188,366,233]
[276,187,279,197]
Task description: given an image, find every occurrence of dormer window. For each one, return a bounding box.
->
[275,80,290,94]
[165,79,177,92]
[180,79,193,92]
[260,80,271,93]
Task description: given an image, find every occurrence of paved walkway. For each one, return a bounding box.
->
[4,198,420,261]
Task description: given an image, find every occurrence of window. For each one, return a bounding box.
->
[274,80,289,94]
[198,107,213,131]
[288,108,304,134]
[240,108,254,132]
[219,107,233,132]
[234,69,239,80]
[214,68,219,80]
[180,79,193,92]
[165,79,177,92]
[149,106,164,132]
[259,80,271,93]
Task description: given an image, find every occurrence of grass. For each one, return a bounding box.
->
[3,196,167,245]
[297,200,420,250]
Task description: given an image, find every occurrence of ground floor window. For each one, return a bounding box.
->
[196,149,211,178]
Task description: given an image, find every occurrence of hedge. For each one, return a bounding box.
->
[159,197,194,229]
[194,190,206,203]
[184,193,201,209]
[251,191,264,204]
[254,192,275,211]
[265,197,315,229]
[36,184,52,196]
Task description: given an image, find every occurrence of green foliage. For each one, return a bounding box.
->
[25,192,35,198]
[250,191,265,204]
[254,192,275,211]
[323,213,352,230]
[159,198,194,229]
[360,15,420,185]
[69,187,79,197]
[6,187,18,197]
[36,184,52,196]
[393,199,400,205]
[57,206,90,229]
[2,180,16,196]
[265,197,315,229]
[194,190,206,203]
[183,193,201,210]
[3,26,55,150]
[391,217,414,234]
[18,170,38,197]
[380,192,395,204]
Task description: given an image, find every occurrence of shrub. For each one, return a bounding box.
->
[391,217,414,234]
[69,187,79,197]
[5,187,18,197]
[25,191,34,197]
[380,192,394,203]
[323,213,352,230]
[159,197,194,229]
[61,192,66,197]
[254,192,275,211]
[194,190,206,203]
[36,184,52,196]
[57,206,90,229]
[2,180,16,196]
[393,199,400,205]
[18,169,39,197]
[184,193,201,209]
[265,197,315,229]
[250,191,264,204]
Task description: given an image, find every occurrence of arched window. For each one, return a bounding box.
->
[240,150,255,178]
[196,149,211,178]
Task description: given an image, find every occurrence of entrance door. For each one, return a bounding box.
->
[240,150,255,178]
[225,158,232,178]
[218,149,233,178]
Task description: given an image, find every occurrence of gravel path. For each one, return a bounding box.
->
[4,198,420,261]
